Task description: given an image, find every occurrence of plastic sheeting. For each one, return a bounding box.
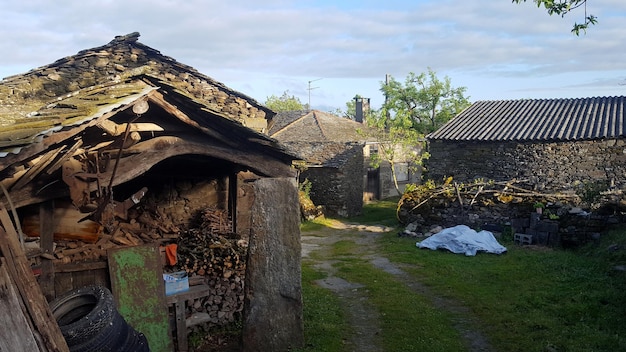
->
[416,225,507,256]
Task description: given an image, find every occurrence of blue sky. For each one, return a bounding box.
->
[1,0,625,112]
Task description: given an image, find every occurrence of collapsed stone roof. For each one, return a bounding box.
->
[0,32,297,209]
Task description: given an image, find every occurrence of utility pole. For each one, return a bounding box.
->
[307,78,323,109]
[385,74,391,119]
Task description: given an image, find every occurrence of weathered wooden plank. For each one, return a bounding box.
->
[53,272,73,299]
[54,260,107,273]
[39,201,55,301]
[12,145,65,190]
[0,204,70,352]
[71,268,95,289]
[0,258,41,352]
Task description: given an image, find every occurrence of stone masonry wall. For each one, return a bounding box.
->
[427,139,626,194]
[302,146,364,217]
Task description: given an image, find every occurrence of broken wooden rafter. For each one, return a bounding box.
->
[97,119,164,136]
[46,139,83,175]
[148,91,237,148]
[11,145,66,190]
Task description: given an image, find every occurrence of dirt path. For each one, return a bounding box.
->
[301,219,494,352]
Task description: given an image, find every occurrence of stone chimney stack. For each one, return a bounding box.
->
[354,97,370,123]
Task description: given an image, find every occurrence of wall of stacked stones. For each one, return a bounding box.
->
[302,146,364,217]
[426,139,626,194]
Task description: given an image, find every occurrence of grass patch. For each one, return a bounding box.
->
[297,265,349,352]
[300,218,335,232]
[301,200,626,351]
[333,245,465,352]
[382,227,626,351]
[352,197,401,226]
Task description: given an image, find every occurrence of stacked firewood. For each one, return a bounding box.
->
[31,202,183,266]
[175,207,248,325]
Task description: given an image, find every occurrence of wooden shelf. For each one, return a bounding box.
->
[166,284,210,304]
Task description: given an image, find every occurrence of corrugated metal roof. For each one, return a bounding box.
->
[427,96,626,141]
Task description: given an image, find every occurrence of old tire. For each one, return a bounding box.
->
[49,286,116,347]
[50,285,150,352]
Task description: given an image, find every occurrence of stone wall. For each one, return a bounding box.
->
[302,146,364,217]
[426,139,626,194]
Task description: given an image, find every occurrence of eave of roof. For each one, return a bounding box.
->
[0,82,156,157]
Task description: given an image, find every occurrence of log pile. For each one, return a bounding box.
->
[174,207,248,326]
[23,179,249,332]
[23,198,183,266]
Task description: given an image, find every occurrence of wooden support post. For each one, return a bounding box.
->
[165,285,212,352]
[40,200,55,302]
[229,173,237,234]
[0,204,69,352]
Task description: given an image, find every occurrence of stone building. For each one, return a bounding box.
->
[269,110,367,217]
[0,32,302,352]
[426,96,626,198]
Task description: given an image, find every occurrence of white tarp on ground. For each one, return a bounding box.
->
[416,225,507,256]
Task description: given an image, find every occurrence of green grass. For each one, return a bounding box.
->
[297,265,349,352]
[333,251,465,351]
[352,197,401,226]
[384,235,626,351]
[300,199,626,352]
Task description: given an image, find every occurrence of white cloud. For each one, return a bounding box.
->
[1,0,625,110]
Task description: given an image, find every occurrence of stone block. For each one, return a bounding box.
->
[514,233,532,245]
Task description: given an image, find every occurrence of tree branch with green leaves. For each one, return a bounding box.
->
[512,0,597,35]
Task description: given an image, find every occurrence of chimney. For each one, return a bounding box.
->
[354,97,370,123]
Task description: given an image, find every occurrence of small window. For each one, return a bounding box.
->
[365,144,378,158]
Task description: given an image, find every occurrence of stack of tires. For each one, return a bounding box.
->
[49,286,150,352]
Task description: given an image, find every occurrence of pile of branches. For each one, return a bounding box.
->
[397,178,581,224]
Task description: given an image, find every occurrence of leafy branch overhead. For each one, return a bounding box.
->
[512,0,597,35]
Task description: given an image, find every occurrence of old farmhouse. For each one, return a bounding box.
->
[0,32,303,352]
[427,96,626,201]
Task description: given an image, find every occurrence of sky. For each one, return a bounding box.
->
[1,0,625,112]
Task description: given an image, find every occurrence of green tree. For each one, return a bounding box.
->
[343,97,357,120]
[512,0,597,35]
[362,109,429,196]
[380,69,470,134]
[265,91,307,111]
